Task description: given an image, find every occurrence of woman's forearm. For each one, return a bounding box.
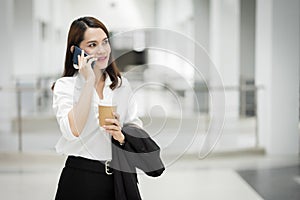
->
[68,79,94,137]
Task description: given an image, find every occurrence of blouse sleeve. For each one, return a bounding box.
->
[123,79,143,128]
[52,78,78,141]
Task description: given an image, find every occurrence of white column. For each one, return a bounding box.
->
[256,0,300,155]
[13,0,35,77]
[239,0,255,117]
[209,0,240,119]
[0,0,15,132]
[193,0,210,113]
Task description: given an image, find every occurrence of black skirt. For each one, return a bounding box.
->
[55,156,115,200]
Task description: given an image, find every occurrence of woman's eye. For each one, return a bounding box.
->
[102,39,109,45]
[89,43,97,47]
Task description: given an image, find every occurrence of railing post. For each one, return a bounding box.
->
[16,80,23,152]
[254,86,259,148]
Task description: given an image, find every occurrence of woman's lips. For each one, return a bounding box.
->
[97,56,107,62]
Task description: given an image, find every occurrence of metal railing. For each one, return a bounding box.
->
[0,78,54,152]
[0,80,264,153]
[193,84,264,148]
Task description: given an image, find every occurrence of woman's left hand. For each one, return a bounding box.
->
[103,112,125,144]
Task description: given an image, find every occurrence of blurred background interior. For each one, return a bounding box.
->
[0,0,299,199]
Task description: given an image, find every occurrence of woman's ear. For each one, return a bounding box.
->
[70,45,75,53]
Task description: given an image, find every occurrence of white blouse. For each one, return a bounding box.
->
[52,73,142,161]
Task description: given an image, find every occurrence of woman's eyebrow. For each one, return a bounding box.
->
[87,40,98,43]
[87,38,108,43]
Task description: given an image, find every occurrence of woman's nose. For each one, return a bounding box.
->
[96,45,104,53]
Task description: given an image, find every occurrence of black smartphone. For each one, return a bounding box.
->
[72,46,95,68]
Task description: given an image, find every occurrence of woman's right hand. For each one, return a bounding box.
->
[78,50,96,82]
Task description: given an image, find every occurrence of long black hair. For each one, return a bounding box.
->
[52,16,121,90]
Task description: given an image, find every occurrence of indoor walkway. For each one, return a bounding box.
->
[0,117,299,199]
[0,152,299,200]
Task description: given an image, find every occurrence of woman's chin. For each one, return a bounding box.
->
[94,63,108,70]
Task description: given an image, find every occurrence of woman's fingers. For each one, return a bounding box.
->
[103,125,124,142]
[104,118,120,127]
[113,112,120,120]
[103,124,121,131]
[103,119,121,133]
[103,116,125,143]
[78,50,95,69]
[79,50,85,68]
[112,118,120,126]
[77,55,81,68]
[73,64,79,69]
[87,57,97,67]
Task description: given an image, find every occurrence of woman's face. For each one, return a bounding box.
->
[79,27,111,70]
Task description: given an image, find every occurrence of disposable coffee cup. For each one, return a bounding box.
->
[98,103,117,127]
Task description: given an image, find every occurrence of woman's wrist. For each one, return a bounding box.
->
[118,134,125,145]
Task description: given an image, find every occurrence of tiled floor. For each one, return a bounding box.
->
[0,152,299,200]
[0,117,299,199]
[238,165,300,200]
[139,169,263,200]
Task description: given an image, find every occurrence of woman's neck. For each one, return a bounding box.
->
[94,69,106,86]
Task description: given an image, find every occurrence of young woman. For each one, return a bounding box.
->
[52,16,142,200]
